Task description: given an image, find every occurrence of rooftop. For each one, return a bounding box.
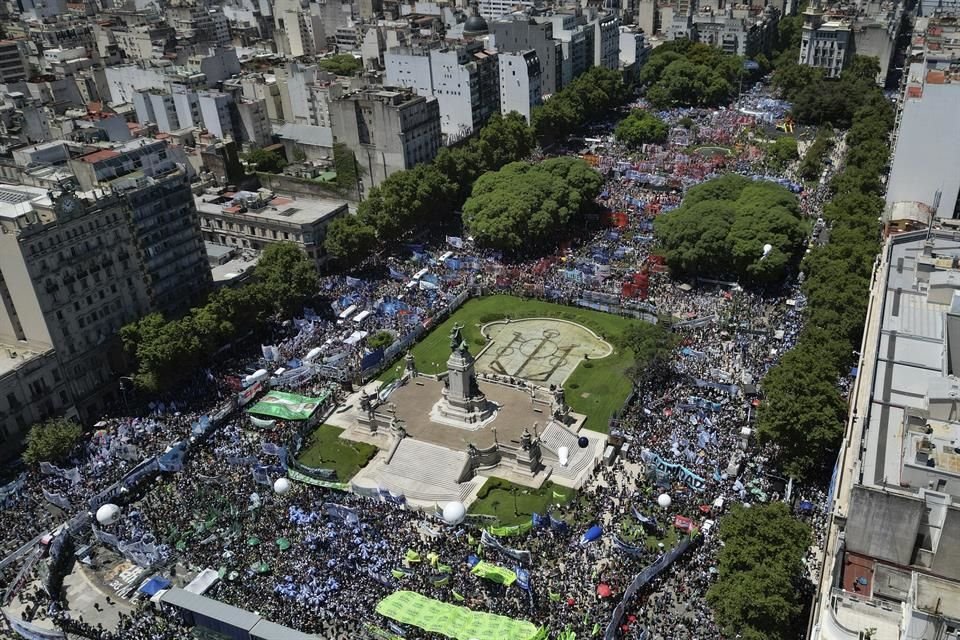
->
[0,185,50,220]
[0,341,53,378]
[194,190,347,226]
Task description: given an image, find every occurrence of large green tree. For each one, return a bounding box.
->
[621,321,676,381]
[615,110,669,147]
[324,216,378,268]
[23,418,83,466]
[463,158,601,253]
[654,176,805,282]
[707,503,811,640]
[244,148,287,173]
[318,54,363,76]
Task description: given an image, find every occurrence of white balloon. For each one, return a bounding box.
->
[442,501,466,525]
[96,503,121,525]
[657,493,672,509]
[558,446,569,467]
[762,243,773,256]
[273,477,292,495]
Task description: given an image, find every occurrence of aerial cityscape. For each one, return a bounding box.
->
[0,0,954,637]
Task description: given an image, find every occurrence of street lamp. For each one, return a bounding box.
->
[119,376,134,408]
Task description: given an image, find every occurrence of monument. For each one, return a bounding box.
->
[430,324,497,429]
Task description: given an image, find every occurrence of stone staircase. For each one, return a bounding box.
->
[363,439,483,504]
[540,421,603,486]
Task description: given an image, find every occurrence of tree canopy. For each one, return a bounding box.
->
[707,503,811,640]
[774,55,886,128]
[532,67,628,144]
[615,110,669,147]
[318,54,363,76]
[24,418,83,465]
[766,136,798,169]
[245,148,287,174]
[653,175,806,283]
[757,50,893,481]
[122,243,318,391]
[621,321,676,381]
[640,41,739,109]
[463,157,602,254]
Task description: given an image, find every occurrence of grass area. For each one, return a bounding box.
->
[378,295,636,432]
[469,477,575,526]
[297,424,378,481]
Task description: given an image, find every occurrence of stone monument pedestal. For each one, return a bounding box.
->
[429,323,497,430]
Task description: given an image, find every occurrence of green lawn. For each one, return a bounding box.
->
[469,477,575,526]
[297,424,378,481]
[378,295,636,432]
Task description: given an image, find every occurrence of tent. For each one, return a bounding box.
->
[579,524,602,546]
[138,576,171,598]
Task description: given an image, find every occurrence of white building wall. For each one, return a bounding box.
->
[106,65,168,104]
[498,51,539,122]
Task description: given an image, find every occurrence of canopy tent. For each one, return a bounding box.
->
[375,591,545,640]
[184,569,219,595]
[138,576,171,597]
[579,524,602,546]
[247,391,326,421]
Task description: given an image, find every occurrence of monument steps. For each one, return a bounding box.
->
[375,439,481,503]
[540,422,599,481]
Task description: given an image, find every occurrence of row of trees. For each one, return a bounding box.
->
[463,158,603,254]
[774,55,888,128]
[757,77,894,480]
[653,175,808,284]
[707,503,812,640]
[323,112,534,267]
[325,68,631,267]
[121,244,318,391]
[639,41,742,109]
[798,129,834,181]
[531,67,628,145]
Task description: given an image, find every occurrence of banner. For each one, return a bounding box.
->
[515,566,531,591]
[42,489,71,511]
[480,530,531,565]
[376,591,543,640]
[288,468,350,491]
[0,473,26,504]
[611,536,647,557]
[4,613,66,639]
[324,502,359,525]
[486,521,533,538]
[641,449,707,491]
[470,561,517,586]
[249,416,277,429]
[247,391,322,421]
[238,381,262,407]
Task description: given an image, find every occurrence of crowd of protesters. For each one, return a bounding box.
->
[0,84,842,640]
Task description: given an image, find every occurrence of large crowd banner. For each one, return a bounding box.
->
[471,561,518,586]
[247,391,324,421]
[375,591,545,640]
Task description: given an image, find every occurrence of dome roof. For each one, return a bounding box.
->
[463,14,488,35]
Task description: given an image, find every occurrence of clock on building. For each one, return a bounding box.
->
[54,189,83,220]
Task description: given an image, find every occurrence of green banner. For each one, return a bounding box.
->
[376,591,543,640]
[486,522,533,537]
[470,561,517,586]
[247,391,324,421]
[287,468,350,491]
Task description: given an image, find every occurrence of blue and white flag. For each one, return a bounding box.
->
[445,236,464,249]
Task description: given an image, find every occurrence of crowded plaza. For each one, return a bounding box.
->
[0,82,841,640]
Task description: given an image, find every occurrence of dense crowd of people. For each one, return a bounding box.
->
[0,83,842,640]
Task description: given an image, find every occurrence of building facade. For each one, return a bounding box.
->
[329,87,441,189]
[798,4,851,78]
[195,188,348,270]
[385,41,500,140]
[498,49,541,121]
